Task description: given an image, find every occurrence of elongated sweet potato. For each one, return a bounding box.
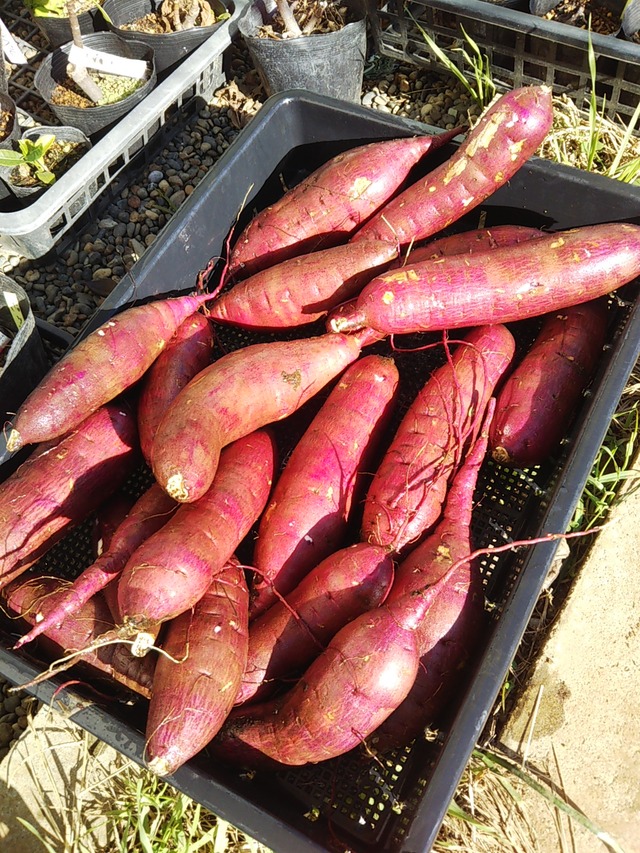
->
[249,354,399,617]
[228,128,463,279]
[0,401,139,591]
[151,327,382,504]
[362,325,514,553]
[138,312,215,464]
[369,402,494,752]
[351,86,553,247]
[6,292,214,453]
[209,240,398,331]
[395,223,545,267]
[490,299,610,467]
[14,483,178,649]
[214,563,459,766]
[117,429,276,653]
[145,557,249,776]
[237,543,394,705]
[4,575,155,698]
[91,492,137,558]
[330,223,640,336]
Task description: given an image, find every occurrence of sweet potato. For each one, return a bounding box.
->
[330,223,640,336]
[117,429,276,653]
[14,483,177,649]
[361,325,514,553]
[91,492,137,558]
[138,312,215,464]
[209,240,398,331]
[151,327,382,504]
[237,543,394,705]
[395,223,545,267]
[6,292,214,453]
[351,86,553,247]
[145,557,249,776]
[228,128,463,279]
[4,575,155,698]
[490,299,610,467]
[249,354,399,617]
[0,401,139,591]
[214,563,459,766]
[369,402,494,752]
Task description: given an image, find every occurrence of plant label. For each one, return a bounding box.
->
[67,44,148,80]
[0,18,28,65]
[2,291,24,330]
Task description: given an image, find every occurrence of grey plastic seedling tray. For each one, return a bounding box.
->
[0,0,245,259]
[2,92,640,852]
[369,0,640,127]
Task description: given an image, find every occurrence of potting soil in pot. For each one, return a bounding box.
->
[50,70,149,109]
[539,0,621,34]
[119,0,223,32]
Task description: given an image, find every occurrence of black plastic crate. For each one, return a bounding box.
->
[369,0,640,127]
[2,91,640,852]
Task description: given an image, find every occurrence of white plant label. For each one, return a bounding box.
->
[3,291,24,330]
[0,18,28,65]
[67,44,148,80]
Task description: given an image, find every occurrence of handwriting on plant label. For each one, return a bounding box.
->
[3,292,24,331]
[67,45,148,80]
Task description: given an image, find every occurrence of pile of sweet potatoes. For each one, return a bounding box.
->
[1,84,639,777]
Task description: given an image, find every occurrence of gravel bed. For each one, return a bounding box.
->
[0,44,477,754]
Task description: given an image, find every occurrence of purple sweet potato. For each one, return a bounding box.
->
[351,86,553,247]
[0,401,139,591]
[14,482,177,649]
[330,223,640,336]
[4,575,155,698]
[145,557,249,776]
[137,312,215,464]
[6,292,214,452]
[91,492,137,558]
[150,327,382,504]
[213,563,459,766]
[117,429,276,653]
[490,299,610,467]
[228,128,463,279]
[361,325,514,553]
[249,353,399,617]
[209,240,398,331]
[369,402,494,752]
[237,542,394,705]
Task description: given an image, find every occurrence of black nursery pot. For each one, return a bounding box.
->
[0,93,20,151]
[33,32,157,137]
[238,0,367,102]
[31,2,107,48]
[0,125,92,200]
[101,0,231,74]
[0,276,49,426]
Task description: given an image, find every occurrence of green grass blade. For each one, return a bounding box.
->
[475,749,627,853]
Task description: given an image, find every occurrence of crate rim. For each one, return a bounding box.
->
[375,0,640,62]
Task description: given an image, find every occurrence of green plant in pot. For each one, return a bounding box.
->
[0,129,90,195]
[237,0,368,102]
[23,0,106,47]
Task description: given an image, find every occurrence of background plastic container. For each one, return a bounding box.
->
[369,0,640,128]
[2,91,640,852]
[0,0,247,259]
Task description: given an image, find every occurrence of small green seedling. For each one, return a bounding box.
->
[0,134,57,186]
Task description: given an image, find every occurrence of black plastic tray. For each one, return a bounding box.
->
[369,0,640,128]
[2,91,640,852]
